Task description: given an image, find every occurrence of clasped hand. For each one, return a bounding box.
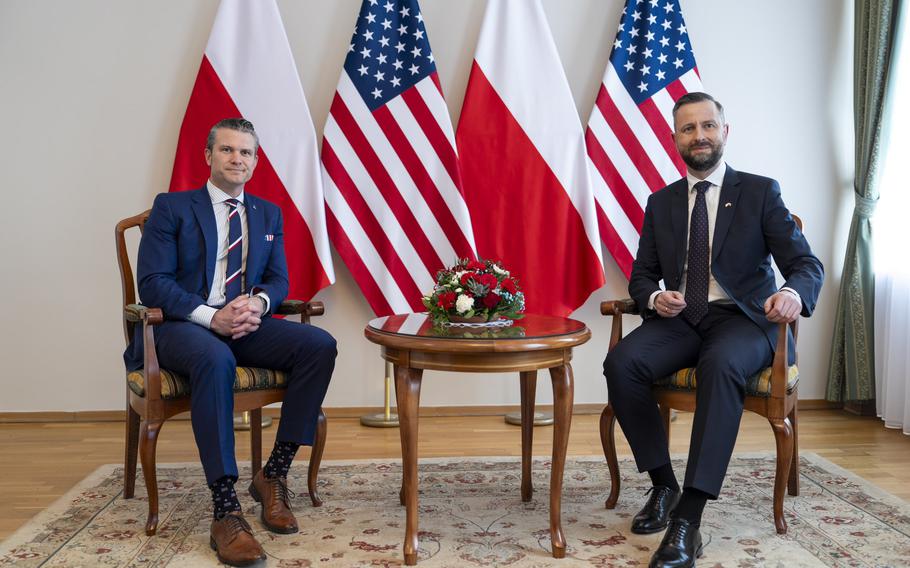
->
[211,296,263,339]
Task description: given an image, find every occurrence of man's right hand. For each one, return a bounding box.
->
[210,296,262,339]
[654,291,687,318]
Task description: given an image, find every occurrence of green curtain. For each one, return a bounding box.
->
[827,0,905,403]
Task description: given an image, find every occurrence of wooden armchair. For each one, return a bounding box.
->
[600,218,804,535]
[116,210,327,536]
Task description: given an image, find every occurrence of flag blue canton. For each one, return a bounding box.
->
[609,0,697,104]
[344,0,437,111]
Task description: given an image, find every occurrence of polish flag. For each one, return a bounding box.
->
[456,0,605,317]
[168,0,334,301]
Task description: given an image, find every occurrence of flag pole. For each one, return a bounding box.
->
[360,361,400,427]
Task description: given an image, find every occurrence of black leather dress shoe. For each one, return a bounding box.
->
[649,518,703,568]
[631,486,681,534]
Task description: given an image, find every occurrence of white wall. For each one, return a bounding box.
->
[0,0,852,412]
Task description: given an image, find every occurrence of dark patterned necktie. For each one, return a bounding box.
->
[682,181,711,326]
[224,198,244,301]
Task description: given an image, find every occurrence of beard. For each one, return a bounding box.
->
[680,141,724,171]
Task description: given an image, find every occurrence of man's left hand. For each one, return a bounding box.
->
[229,296,265,339]
[764,291,801,323]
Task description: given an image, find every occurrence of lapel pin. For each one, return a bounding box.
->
[724,202,732,208]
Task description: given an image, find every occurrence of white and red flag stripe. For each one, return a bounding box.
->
[322,0,477,317]
[586,0,704,277]
[168,0,334,301]
[456,0,605,317]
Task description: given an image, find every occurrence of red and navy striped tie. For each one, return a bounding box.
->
[224,198,243,301]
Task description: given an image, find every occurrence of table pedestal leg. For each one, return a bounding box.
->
[549,364,574,559]
[519,370,537,502]
[395,365,423,566]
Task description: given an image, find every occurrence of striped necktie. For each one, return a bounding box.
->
[224,198,244,301]
[682,180,711,326]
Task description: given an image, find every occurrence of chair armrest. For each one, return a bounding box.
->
[124,304,164,324]
[770,321,790,399]
[277,300,325,324]
[601,298,639,350]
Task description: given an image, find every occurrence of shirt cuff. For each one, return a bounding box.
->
[648,290,662,311]
[254,291,270,314]
[779,287,801,304]
[188,305,218,328]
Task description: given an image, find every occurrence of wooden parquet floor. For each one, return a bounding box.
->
[1,409,908,540]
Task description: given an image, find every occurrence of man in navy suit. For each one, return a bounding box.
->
[603,93,823,568]
[126,118,336,566]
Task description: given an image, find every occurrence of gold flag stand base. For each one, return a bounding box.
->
[360,361,400,428]
[233,411,273,431]
[504,411,554,426]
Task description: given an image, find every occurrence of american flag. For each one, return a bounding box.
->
[322,0,476,316]
[586,0,703,277]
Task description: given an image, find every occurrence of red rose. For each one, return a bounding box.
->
[501,278,517,294]
[460,272,476,285]
[482,292,500,309]
[478,273,498,289]
[467,260,486,271]
[437,291,456,309]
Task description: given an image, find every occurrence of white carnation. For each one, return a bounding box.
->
[455,294,474,314]
[491,264,508,276]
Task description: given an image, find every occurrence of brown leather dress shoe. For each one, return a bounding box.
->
[249,470,299,534]
[209,511,266,567]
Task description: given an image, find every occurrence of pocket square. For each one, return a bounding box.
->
[265,234,274,242]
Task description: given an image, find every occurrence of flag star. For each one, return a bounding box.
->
[662,19,672,30]
[360,47,372,58]
[413,28,424,40]
[664,2,675,13]
[395,41,406,53]
[645,30,655,41]
[660,36,670,47]
[614,38,623,49]
[626,44,637,55]
[383,1,394,12]
[377,53,388,64]
[673,57,684,68]
[640,64,651,75]
[374,70,385,81]
[365,13,376,24]
[409,63,420,75]
[393,59,403,70]
[357,64,369,76]
[630,27,640,38]
[650,0,659,6]
[675,40,686,51]
[638,81,648,92]
[363,30,374,41]
[648,14,657,25]
[369,0,377,5]
[400,6,410,17]
[618,23,625,32]
[644,47,653,58]
[371,87,382,98]
[381,19,392,30]
[349,43,355,52]
[632,10,641,21]
[658,52,668,64]
[427,52,434,63]
[379,36,390,47]
[391,76,401,87]
[398,24,408,34]
[656,69,666,81]
[411,46,422,57]
[678,24,687,34]
[416,13,424,23]
[624,60,635,71]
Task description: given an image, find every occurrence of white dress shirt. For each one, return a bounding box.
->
[188,181,270,328]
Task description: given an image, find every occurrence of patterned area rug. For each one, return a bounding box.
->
[2,454,909,567]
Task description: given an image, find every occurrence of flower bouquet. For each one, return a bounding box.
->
[422,259,525,325]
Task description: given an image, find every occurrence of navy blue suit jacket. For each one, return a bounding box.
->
[124,187,289,369]
[628,166,824,355]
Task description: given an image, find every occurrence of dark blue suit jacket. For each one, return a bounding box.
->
[124,187,289,369]
[629,166,824,355]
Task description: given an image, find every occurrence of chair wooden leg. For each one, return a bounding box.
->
[769,416,794,535]
[250,408,263,477]
[123,403,140,499]
[600,404,621,509]
[139,419,163,536]
[308,409,327,507]
[788,404,800,497]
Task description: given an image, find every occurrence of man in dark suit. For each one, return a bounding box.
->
[603,93,823,568]
[125,118,336,567]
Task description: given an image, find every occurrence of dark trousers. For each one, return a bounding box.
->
[153,317,337,485]
[603,303,772,497]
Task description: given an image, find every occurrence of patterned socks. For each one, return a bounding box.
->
[210,476,242,519]
[648,463,680,492]
[263,439,300,479]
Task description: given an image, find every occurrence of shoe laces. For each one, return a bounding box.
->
[268,476,296,508]
[643,485,672,509]
[665,519,691,545]
[222,513,254,538]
